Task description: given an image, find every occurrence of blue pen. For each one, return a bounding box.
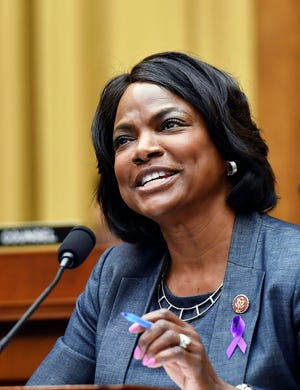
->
[122,311,153,328]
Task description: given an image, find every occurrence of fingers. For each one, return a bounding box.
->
[128,309,188,334]
[127,310,225,389]
[130,309,201,367]
[143,308,189,326]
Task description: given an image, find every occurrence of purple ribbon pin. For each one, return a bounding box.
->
[226,315,247,359]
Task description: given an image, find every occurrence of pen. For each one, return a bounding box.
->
[122,311,153,329]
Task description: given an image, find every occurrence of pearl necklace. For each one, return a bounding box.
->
[158,281,223,322]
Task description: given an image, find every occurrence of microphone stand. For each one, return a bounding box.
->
[0,265,66,353]
[0,225,96,354]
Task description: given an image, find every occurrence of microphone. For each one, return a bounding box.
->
[0,225,96,353]
[58,225,96,269]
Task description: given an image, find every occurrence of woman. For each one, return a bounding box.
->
[27,52,300,389]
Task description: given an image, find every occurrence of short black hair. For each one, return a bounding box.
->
[92,51,277,244]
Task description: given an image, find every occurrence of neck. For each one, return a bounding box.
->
[160,206,235,296]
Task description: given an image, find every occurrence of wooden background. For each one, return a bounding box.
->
[257,0,300,223]
[0,245,105,385]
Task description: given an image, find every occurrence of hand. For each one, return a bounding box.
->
[129,309,235,390]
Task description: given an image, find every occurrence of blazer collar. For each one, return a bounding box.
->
[210,213,265,383]
[95,253,167,385]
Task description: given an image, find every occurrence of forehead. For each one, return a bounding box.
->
[114,82,194,123]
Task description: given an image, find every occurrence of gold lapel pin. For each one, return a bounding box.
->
[232,294,250,314]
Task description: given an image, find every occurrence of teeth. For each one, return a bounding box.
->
[141,171,167,186]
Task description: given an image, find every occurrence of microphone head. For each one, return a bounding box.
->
[57,225,96,269]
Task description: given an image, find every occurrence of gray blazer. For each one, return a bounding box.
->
[27,213,300,389]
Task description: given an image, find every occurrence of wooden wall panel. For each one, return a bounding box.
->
[0,245,106,385]
[256,0,300,223]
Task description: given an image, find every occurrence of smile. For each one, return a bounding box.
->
[137,170,177,187]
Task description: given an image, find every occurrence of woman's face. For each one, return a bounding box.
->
[113,82,229,225]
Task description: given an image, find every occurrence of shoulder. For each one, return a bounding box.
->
[75,242,167,315]
[260,212,300,233]
[236,212,300,245]
[93,241,166,279]
[255,213,300,276]
[259,213,300,248]
[234,212,300,271]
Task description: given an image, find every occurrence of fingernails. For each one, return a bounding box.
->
[142,354,149,366]
[145,357,156,367]
[129,323,141,332]
[134,347,156,367]
[133,346,142,359]
[142,354,156,367]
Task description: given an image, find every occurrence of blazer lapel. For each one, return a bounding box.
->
[210,213,265,383]
[210,263,265,383]
[96,261,165,385]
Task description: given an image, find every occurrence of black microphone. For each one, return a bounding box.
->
[58,225,96,269]
[0,225,96,353]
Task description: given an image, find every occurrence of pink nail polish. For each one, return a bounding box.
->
[146,357,156,367]
[134,346,142,359]
[142,354,149,366]
[129,323,141,332]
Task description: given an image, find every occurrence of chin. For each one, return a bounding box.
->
[137,204,177,224]
[125,193,183,222]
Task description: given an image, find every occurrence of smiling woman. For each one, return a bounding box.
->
[27,52,300,390]
[92,51,277,244]
[113,82,228,225]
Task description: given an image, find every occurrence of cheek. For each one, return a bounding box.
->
[114,157,136,208]
[114,156,127,185]
[114,162,130,202]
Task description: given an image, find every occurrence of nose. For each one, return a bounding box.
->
[132,131,163,165]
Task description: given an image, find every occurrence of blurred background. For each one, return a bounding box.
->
[0,0,299,239]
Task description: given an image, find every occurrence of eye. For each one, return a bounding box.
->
[161,118,185,130]
[113,135,132,150]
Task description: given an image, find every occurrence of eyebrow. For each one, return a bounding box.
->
[113,123,132,134]
[114,106,189,134]
[151,107,188,122]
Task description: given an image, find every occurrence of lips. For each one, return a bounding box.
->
[135,168,178,187]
